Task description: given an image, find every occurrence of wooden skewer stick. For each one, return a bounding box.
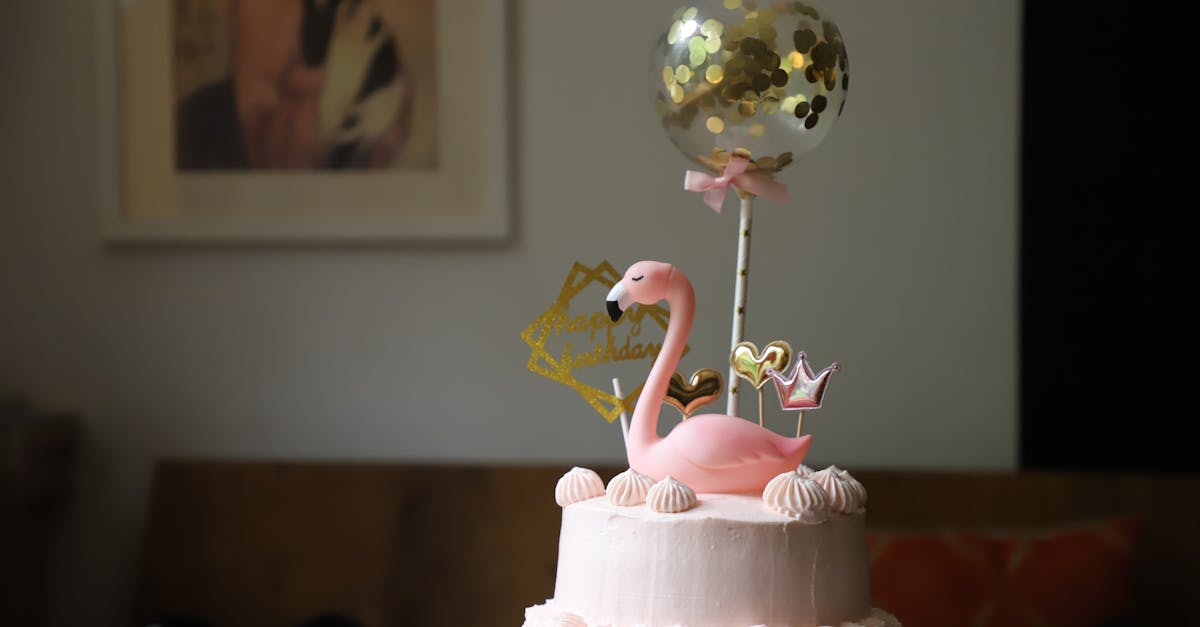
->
[758,387,765,427]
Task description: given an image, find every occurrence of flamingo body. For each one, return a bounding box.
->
[607,261,814,494]
[629,413,813,494]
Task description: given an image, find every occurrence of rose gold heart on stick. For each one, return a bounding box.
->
[731,340,793,426]
[664,369,723,418]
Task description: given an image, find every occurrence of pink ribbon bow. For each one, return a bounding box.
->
[683,156,789,213]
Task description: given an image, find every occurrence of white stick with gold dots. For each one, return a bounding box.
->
[613,377,629,451]
[726,195,753,418]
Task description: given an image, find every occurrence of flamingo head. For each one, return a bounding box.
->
[606,260,674,322]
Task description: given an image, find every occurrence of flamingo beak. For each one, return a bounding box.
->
[606,282,631,322]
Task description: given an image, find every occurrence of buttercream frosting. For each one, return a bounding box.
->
[523,601,588,627]
[838,467,868,509]
[555,467,606,507]
[810,465,866,515]
[522,601,902,627]
[525,595,902,624]
[606,468,656,506]
[762,470,830,523]
[645,475,697,513]
[548,494,871,626]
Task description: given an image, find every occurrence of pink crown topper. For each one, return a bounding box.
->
[767,352,840,436]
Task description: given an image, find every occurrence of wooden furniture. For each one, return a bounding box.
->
[135,462,1200,627]
[1,411,78,627]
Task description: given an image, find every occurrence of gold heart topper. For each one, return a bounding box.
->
[664,369,723,418]
[731,340,793,390]
[521,261,689,423]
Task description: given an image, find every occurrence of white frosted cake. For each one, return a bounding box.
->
[524,466,900,627]
[521,260,900,626]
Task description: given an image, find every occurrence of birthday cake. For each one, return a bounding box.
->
[522,263,899,627]
[522,2,897,625]
[523,464,901,627]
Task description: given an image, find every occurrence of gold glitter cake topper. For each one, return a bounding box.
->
[521,261,689,423]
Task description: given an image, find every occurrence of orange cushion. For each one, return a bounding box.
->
[867,516,1142,627]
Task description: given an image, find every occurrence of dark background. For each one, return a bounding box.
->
[1020,3,1191,471]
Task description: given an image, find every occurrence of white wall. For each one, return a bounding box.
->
[0,0,1018,625]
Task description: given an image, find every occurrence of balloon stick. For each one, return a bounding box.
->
[727,194,754,418]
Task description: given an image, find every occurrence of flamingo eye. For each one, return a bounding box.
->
[631,275,644,282]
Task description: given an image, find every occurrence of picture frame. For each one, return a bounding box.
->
[98,0,511,242]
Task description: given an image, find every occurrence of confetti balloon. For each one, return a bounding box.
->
[651,1,849,174]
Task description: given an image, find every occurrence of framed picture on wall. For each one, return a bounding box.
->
[99,0,510,241]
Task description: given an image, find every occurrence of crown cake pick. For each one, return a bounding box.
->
[767,352,840,437]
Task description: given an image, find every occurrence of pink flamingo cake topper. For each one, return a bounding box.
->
[606,260,812,494]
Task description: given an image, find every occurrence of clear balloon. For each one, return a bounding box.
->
[651,1,849,174]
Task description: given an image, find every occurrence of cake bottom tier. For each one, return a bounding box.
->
[529,493,896,627]
[523,600,902,627]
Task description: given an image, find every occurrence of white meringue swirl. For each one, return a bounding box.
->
[810,465,866,514]
[646,475,698,513]
[838,467,868,509]
[762,470,830,524]
[554,467,606,507]
[606,468,656,506]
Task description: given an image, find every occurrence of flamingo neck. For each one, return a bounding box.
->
[629,268,694,451]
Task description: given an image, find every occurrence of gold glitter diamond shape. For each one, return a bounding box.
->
[520,260,686,423]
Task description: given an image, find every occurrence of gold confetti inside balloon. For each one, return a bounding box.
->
[651,1,849,174]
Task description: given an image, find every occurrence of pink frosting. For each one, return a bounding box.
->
[810,465,867,515]
[549,494,872,626]
[555,467,606,507]
[762,470,830,523]
[839,467,868,509]
[522,602,901,627]
[522,601,587,627]
[606,468,655,506]
[645,476,698,513]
